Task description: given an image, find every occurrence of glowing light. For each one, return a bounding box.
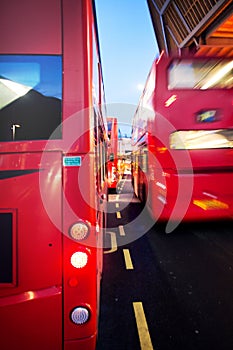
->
[70,251,88,269]
[156,146,167,153]
[11,124,21,140]
[170,129,233,150]
[26,291,35,300]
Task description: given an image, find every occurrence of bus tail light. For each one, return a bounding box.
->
[70,251,88,269]
[69,221,90,241]
[70,306,90,325]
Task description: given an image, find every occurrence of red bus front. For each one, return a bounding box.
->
[132,54,233,227]
[149,54,233,223]
[0,0,106,349]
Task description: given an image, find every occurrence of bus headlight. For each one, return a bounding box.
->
[70,251,88,269]
[170,129,233,150]
[70,306,90,325]
[69,221,90,241]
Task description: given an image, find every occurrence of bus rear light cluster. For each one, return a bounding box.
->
[70,306,90,325]
[70,251,88,269]
[69,221,90,241]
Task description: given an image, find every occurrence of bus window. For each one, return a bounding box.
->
[0,55,62,141]
[168,58,233,90]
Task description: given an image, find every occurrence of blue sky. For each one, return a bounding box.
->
[95,0,159,136]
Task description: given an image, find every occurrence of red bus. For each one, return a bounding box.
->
[107,117,119,193]
[0,0,107,349]
[132,52,233,231]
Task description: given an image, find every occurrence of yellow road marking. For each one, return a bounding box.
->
[104,232,117,254]
[116,211,121,219]
[133,302,154,350]
[116,203,119,208]
[123,249,134,270]
[119,225,125,236]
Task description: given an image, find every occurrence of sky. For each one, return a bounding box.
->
[95,0,159,136]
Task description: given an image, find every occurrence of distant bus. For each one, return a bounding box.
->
[0,0,107,349]
[107,117,119,193]
[132,52,233,226]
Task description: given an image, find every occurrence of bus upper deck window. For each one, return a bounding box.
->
[168,58,233,90]
[0,55,62,141]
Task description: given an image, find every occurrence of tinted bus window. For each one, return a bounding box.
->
[0,213,13,284]
[0,55,62,141]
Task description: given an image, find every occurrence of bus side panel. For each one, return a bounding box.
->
[0,292,62,350]
[0,152,63,349]
[64,335,96,350]
[0,0,61,54]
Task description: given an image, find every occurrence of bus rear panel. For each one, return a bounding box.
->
[0,1,106,349]
[107,117,119,192]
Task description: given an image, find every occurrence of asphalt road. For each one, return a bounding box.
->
[96,177,233,350]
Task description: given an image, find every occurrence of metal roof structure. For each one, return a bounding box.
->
[147,0,233,56]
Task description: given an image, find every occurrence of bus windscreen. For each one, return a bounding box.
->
[168,58,233,90]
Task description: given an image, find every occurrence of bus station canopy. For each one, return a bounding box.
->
[147,0,233,56]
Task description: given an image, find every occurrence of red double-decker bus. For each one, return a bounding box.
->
[0,0,107,349]
[132,52,233,231]
[107,117,119,193]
